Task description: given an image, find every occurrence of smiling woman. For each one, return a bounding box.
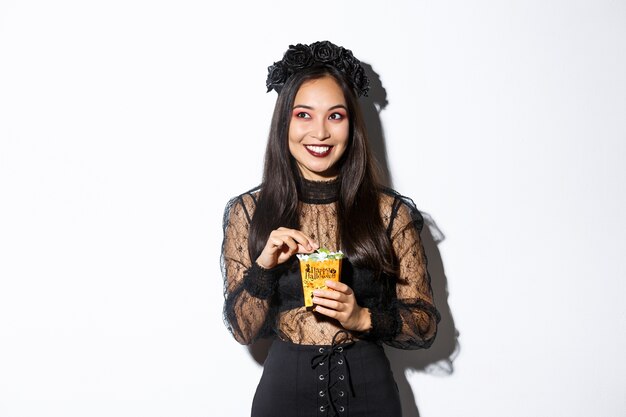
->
[220,41,440,417]
[288,76,350,180]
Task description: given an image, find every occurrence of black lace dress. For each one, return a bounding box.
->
[221,178,440,417]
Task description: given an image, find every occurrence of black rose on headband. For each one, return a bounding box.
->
[311,41,339,63]
[266,40,370,97]
[266,61,287,93]
[283,43,314,70]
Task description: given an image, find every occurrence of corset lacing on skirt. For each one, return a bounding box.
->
[310,330,355,416]
[251,329,402,417]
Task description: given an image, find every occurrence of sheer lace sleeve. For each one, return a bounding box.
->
[221,192,279,345]
[366,194,440,349]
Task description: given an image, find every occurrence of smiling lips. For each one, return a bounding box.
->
[305,145,333,157]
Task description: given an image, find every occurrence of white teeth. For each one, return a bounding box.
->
[306,145,331,154]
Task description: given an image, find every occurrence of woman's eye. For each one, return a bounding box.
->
[296,112,311,119]
[329,112,344,120]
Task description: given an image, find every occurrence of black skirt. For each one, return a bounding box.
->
[251,333,401,417]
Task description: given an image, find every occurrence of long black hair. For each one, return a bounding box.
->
[249,65,395,275]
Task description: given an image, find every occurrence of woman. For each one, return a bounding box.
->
[221,41,440,417]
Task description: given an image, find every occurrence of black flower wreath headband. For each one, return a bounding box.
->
[266,40,370,97]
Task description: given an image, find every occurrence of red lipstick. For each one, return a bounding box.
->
[305,145,333,157]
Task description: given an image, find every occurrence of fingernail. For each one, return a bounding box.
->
[312,297,319,303]
[312,290,320,296]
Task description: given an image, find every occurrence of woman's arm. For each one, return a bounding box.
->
[365,195,440,349]
[221,194,318,344]
[221,194,278,345]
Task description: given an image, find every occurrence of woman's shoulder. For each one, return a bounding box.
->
[378,186,419,211]
[223,186,261,223]
[378,187,424,232]
[228,185,261,205]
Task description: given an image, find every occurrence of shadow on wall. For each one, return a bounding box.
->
[360,63,392,188]
[247,63,460,417]
[362,62,460,417]
[385,219,460,417]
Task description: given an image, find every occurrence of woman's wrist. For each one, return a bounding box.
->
[358,307,372,332]
[242,262,282,299]
[255,256,274,270]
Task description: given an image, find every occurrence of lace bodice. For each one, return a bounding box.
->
[221,178,440,348]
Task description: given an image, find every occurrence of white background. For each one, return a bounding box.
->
[1,1,625,416]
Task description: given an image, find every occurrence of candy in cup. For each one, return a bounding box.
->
[296,248,344,311]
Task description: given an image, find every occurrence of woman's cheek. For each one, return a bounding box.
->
[290,124,309,141]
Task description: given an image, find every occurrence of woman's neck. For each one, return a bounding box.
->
[297,176,340,204]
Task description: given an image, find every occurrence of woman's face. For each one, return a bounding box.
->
[288,76,349,181]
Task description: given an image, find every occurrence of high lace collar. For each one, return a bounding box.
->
[297,176,340,204]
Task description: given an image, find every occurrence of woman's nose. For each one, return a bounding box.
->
[311,120,330,140]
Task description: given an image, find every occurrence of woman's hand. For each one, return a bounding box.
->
[312,280,372,332]
[256,227,318,269]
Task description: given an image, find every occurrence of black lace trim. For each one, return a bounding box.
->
[361,300,402,342]
[297,176,340,204]
[242,262,283,300]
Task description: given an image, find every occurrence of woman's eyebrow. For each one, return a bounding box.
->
[292,104,348,110]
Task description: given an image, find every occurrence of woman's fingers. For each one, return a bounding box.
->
[269,230,318,256]
[268,229,311,252]
[312,284,351,312]
[256,228,319,269]
[312,305,338,319]
[272,234,298,252]
[275,228,318,252]
[312,296,343,311]
[322,280,351,294]
[311,282,370,331]
[313,289,344,303]
[267,236,292,251]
